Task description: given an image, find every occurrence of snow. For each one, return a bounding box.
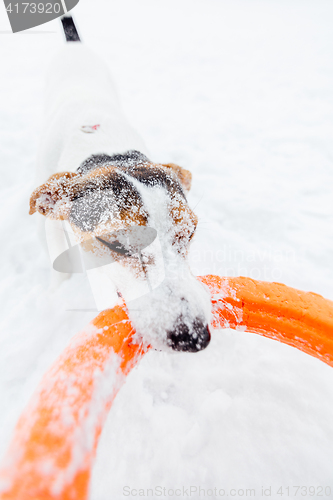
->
[0,0,333,498]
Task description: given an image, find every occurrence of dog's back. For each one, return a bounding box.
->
[37,16,148,183]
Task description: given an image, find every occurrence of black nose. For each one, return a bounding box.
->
[167,318,211,353]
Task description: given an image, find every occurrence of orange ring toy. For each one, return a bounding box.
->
[1,276,333,500]
[0,304,149,500]
[198,276,333,367]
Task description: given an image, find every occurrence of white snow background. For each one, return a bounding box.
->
[1,0,333,498]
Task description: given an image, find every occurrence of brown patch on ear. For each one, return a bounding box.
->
[162,163,192,193]
[29,171,78,218]
[169,198,198,246]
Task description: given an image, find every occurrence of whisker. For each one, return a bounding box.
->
[191,191,206,211]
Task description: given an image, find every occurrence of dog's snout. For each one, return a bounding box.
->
[167,318,211,353]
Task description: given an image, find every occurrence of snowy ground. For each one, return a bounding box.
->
[1,0,333,498]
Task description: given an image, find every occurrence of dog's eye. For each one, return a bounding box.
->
[96,237,132,256]
[95,227,157,257]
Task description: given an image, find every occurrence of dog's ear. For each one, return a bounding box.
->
[29,172,78,219]
[162,163,192,193]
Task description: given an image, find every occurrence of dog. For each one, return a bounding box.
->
[29,16,211,353]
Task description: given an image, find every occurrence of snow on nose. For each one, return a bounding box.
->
[167,317,211,352]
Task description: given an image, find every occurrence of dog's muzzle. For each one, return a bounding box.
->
[166,317,211,353]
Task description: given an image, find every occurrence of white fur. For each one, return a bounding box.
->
[37,43,148,181]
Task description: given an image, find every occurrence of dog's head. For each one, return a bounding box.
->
[30,151,211,352]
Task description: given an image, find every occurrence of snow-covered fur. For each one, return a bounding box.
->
[31,20,211,352]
